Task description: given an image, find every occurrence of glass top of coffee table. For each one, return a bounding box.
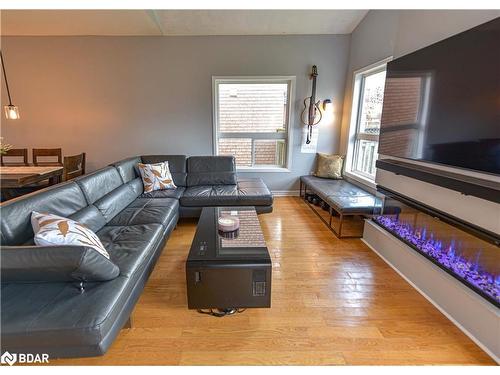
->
[187,206,270,262]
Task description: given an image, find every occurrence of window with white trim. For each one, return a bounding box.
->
[346,61,388,181]
[213,77,294,170]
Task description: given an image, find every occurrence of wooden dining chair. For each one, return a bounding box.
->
[32,148,63,166]
[1,148,29,166]
[63,153,86,181]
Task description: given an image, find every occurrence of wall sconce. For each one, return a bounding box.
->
[1,51,20,120]
[322,99,333,111]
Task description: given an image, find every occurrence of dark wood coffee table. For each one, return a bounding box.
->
[186,206,272,315]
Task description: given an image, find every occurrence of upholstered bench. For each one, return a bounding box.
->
[299,175,378,238]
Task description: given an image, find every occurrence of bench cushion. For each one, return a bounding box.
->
[300,175,375,213]
[327,195,377,214]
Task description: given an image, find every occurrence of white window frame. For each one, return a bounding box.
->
[212,76,295,173]
[345,57,392,188]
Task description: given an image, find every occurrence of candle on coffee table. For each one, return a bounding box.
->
[218,216,240,232]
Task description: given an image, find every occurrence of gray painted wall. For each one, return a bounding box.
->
[0,35,350,192]
[338,10,500,234]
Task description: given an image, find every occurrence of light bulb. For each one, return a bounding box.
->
[4,105,20,120]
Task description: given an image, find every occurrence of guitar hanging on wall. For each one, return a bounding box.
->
[301,65,322,144]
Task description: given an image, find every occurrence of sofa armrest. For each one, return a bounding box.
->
[1,245,120,283]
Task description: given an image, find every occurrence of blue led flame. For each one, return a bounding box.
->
[374,215,499,304]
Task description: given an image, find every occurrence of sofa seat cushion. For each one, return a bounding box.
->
[141,186,185,199]
[180,178,272,207]
[97,224,164,277]
[107,198,179,227]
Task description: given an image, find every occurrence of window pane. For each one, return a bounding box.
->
[358,70,386,135]
[254,139,286,167]
[218,83,288,133]
[218,138,252,167]
[354,139,378,177]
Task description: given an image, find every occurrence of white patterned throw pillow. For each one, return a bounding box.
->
[137,161,177,193]
[31,211,110,259]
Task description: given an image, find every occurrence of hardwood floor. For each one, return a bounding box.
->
[53,197,495,365]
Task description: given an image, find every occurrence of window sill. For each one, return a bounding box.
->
[343,170,377,191]
[237,167,291,173]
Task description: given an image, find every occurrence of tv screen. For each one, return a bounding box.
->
[378,17,500,175]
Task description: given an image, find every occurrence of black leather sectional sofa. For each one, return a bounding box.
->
[0,155,273,358]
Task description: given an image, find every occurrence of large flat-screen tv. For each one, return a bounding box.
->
[378,17,500,175]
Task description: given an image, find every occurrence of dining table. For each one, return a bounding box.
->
[0,165,63,201]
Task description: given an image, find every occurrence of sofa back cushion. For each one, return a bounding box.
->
[187,156,237,186]
[141,155,187,187]
[74,166,140,223]
[69,205,107,233]
[0,182,88,246]
[111,156,142,183]
[93,183,140,222]
[75,167,123,204]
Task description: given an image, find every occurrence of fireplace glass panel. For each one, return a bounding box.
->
[373,194,499,307]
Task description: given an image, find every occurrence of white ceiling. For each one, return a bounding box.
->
[1,10,368,36]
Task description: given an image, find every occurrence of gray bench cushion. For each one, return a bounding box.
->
[327,195,377,214]
[180,178,272,207]
[300,175,375,213]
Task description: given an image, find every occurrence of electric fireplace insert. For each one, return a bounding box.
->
[373,187,500,308]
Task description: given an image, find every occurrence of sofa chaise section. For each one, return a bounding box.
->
[1,164,178,358]
[180,156,273,216]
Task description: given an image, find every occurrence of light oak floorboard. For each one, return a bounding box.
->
[52,197,495,365]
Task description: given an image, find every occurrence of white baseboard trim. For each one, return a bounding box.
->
[362,220,500,364]
[271,190,300,197]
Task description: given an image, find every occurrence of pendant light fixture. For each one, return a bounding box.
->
[1,51,20,120]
